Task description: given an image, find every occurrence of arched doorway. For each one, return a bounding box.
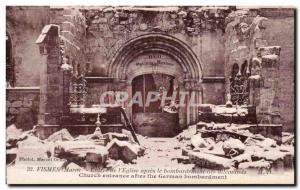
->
[108,33,203,137]
[132,73,180,137]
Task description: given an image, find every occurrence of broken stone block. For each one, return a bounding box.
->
[176,125,196,141]
[121,129,139,143]
[74,135,88,141]
[103,132,129,142]
[282,133,294,146]
[190,134,215,149]
[47,128,74,142]
[232,152,253,167]
[17,135,43,148]
[107,139,144,163]
[189,152,232,169]
[257,138,277,150]
[222,138,245,157]
[6,124,30,149]
[182,146,192,156]
[86,146,108,161]
[198,104,213,113]
[238,160,272,174]
[85,147,109,170]
[176,156,190,164]
[196,122,208,130]
[200,129,248,143]
[205,141,225,155]
[7,124,23,140]
[191,134,208,149]
[54,140,107,163]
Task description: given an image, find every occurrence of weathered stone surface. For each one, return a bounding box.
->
[11,101,23,107]
[107,139,145,163]
[85,147,109,169]
[189,152,232,169]
[257,138,277,149]
[7,124,23,140]
[47,128,74,142]
[53,140,108,169]
[238,160,272,172]
[22,100,33,107]
[190,134,214,149]
[9,108,19,114]
[104,132,129,142]
[176,125,196,141]
[176,156,190,164]
[282,132,294,145]
[222,138,245,157]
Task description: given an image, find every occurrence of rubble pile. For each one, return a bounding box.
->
[175,122,294,171]
[198,104,256,124]
[6,126,146,170]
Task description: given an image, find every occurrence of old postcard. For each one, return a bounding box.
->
[6,6,295,184]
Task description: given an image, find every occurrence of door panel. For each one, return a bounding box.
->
[132,74,180,137]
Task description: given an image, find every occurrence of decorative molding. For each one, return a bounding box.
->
[202,76,225,83]
[6,86,40,92]
[85,76,114,83]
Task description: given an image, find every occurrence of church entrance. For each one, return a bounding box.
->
[108,33,203,137]
[131,73,180,137]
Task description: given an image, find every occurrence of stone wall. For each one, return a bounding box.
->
[224,8,294,131]
[50,7,87,75]
[262,12,294,132]
[82,7,232,104]
[6,7,295,132]
[6,87,40,130]
[6,6,50,87]
[35,7,87,126]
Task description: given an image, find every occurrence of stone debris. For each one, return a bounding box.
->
[282,132,294,145]
[257,138,277,150]
[238,159,271,171]
[7,124,23,140]
[176,156,190,164]
[176,122,294,171]
[104,132,130,142]
[191,134,214,149]
[222,138,245,157]
[7,124,147,170]
[6,124,25,149]
[107,139,145,163]
[176,124,197,141]
[47,128,74,142]
[189,152,232,169]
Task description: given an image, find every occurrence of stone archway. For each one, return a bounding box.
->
[108,33,203,134]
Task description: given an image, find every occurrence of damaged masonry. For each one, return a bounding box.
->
[6,6,294,183]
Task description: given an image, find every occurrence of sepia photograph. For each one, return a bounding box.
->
[5,4,295,185]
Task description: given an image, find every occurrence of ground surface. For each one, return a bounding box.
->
[123,137,194,169]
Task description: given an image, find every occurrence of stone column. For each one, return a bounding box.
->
[257,46,281,124]
[36,25,64,138]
